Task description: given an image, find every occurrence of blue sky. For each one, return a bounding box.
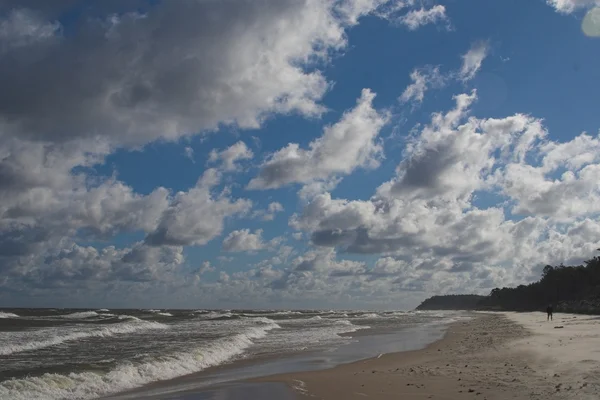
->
[1,0,600,310]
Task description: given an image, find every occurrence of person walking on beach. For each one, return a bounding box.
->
[546,304,553,321]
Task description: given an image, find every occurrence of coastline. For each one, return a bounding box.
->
[107,316,455,399]
[253,312,600,400]
[110,311,600,400]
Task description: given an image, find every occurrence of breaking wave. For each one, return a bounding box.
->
[0,312,19,319]
[0,320,168,356]
[0,321,279,400]
[58,311,99,319]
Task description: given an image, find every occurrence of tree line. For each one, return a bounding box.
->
[416,253,600,314]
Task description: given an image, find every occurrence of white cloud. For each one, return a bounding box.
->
[4,241,184,290]
[184,146,195,162]
[496,133,600,221]
[198,261,216,275]
[0,1,364,147]
[145,170,252,247]
[546,0,600,13]
[251,202,285,221]
[292,232,304,241]
[398,5,448,31]
[208,141,254,171]
[459,41,489,81]
[287,91,600,296]
[1,0,418,302]
[399,66,444,104]
[222,229,268,252]
[268,202,284,214]
[248,89,389,190]
[399,42,489,106]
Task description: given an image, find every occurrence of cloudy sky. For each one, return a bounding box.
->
[1,0,599,310]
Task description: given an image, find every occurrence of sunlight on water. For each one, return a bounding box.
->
[582,7,600,37]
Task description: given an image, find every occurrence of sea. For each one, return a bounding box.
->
[0,308,468,400]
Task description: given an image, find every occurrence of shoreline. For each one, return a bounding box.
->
[252,312,600,399]
[111,316,458,399]
[108,311,600,400]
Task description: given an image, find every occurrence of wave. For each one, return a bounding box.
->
[202,311,233,319]
[0,320,168,356]
[358,313,380,319]
[58,311,99,319]
[117,314,141,321]
[96,309,110,312]
[155,312,173,317]
[0,312,19,318]
[0,322,279,400]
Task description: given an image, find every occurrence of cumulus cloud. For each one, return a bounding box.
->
[1,0,421,302]
[546,0,600,13]
[248,89,389,190]
[496,132,600,220]
[222,229,284,252]
[398,5,448,30]
[8,242,184,290]
[145,170,252,247]
[208,141,254,171]
[198,261,216,275]
[222,229,268,252]
[0,1,359,146]
[459,41,489,81]
[288,91,600,295]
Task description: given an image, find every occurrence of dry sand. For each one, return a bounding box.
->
[255,312,600,400]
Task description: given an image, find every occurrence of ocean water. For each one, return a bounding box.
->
[0,308,465,400]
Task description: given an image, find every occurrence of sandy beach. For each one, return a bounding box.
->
[249,312,600,400]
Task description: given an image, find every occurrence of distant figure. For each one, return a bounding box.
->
[546,304,553,321]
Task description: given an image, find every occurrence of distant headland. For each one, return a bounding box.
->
[416,253,600,314]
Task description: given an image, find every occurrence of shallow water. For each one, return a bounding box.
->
[0,308,466,400]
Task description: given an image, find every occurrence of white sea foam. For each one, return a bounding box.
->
[0,322,279,400]
[358,313,380,319]
[271,310,302,315]
[203,311,233,319]
[59,311,99,319]
[96,309,110,312]
[263,318,367,353]
[117,315,141,321]
[0,312,19,319]
[0,320,168,356]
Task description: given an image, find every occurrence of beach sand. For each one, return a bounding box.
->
[249,312,600,400]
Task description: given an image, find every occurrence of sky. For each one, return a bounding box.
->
[1,0,600,310]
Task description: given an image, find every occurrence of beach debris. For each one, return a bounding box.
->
[554,326,564,329]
